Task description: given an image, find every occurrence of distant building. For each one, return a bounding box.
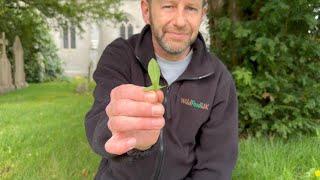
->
[50,0,210,77]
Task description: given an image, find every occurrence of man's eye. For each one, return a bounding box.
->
[186,7,198,12]
[163,5,174,9]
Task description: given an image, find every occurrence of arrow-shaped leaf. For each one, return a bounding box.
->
[144,58,166,91]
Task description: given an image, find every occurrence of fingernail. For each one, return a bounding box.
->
[127,138,136,148]
[152,119,163,127]
[145,92,156,101]
[152,105,164,116]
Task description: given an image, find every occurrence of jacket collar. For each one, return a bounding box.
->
[134,24,215,81]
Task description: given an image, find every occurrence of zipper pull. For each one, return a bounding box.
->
[165,86,171,120]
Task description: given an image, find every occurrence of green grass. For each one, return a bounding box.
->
[0,81,99,179]
[0,81,319,179]
[234,136,320,180]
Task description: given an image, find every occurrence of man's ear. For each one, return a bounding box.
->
[201,6,208,23]
[141,0,151,24]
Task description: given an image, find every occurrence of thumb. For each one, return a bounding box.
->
[105,134,137,155]
[156,90,164,103]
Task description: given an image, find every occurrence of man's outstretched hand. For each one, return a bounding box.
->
[105,84,165,155]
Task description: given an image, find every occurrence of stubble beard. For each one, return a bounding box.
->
[149,14,197,55]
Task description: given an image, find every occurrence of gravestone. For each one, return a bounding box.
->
[13,36,28,89]
[0,32,14,94]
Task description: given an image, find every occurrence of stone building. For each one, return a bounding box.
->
[50,0,210,77]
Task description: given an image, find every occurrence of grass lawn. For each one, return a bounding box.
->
[0,81,319,179]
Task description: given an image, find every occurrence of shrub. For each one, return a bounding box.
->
[208,0,320,138]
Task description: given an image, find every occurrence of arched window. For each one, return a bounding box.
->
[128,24,133,38]
[120,24,126,39]
[62,24,76,49]
[119,20,134,39]
[63,26,69,48]
[70,26,76,49]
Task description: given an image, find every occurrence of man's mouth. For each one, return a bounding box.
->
[166,32,189,40]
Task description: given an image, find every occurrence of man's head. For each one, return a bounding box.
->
[141,0,207,57]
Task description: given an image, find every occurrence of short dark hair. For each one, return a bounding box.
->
[147,0,208,8]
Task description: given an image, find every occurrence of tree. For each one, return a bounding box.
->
[207,0,320,138]
[0,0,123,82]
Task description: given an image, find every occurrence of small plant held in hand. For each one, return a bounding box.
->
[144,58,166,91]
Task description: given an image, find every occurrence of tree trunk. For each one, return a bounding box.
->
[228,0,239,67]
[208,0,225,51]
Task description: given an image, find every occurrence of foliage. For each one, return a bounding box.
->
[0,0,123,82]
[72,75,96,94]
[144,58,166,91]
[208,0,320,138]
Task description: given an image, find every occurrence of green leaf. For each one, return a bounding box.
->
[148,58,160,87]
[144,58,166,91]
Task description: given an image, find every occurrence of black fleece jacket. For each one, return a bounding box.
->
[85,24,238,180]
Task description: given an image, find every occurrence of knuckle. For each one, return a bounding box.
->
[111,84,129,99]
[153,118,165,130]
[110,87,117,99]
[109,116,122,131]
[156,105,165,116]
[112,100,123,116]
[107,119,113,131]
[142,103,153,115]
[105,103,111,116]
[114,116,124,131]
[118,84,128,89]
[159,117,165,128]
[138,117,148,129]
[118,84,130,96]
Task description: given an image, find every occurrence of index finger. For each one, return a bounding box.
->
[110,84,161,103]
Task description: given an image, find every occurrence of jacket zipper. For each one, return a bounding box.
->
[153,85,170,180]
[136,55,214,180]
[135,55,165,180]
[153,72,214,179]
[152,73,214,180]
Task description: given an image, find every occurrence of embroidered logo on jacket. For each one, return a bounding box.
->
[181,98,209,110]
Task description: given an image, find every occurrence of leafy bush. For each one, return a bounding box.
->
[1,6,62,82]
[23,13,63,82]
[208,0,320,138]
[0,0,123,83]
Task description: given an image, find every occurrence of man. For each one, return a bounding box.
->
[85,0,238,179]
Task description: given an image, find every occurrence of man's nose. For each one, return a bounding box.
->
[173,9,187,28]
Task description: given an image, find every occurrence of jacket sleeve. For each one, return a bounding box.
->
[84,39,159,162]
[185,73,239,180]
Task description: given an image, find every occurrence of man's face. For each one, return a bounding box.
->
[143,0,206,55]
